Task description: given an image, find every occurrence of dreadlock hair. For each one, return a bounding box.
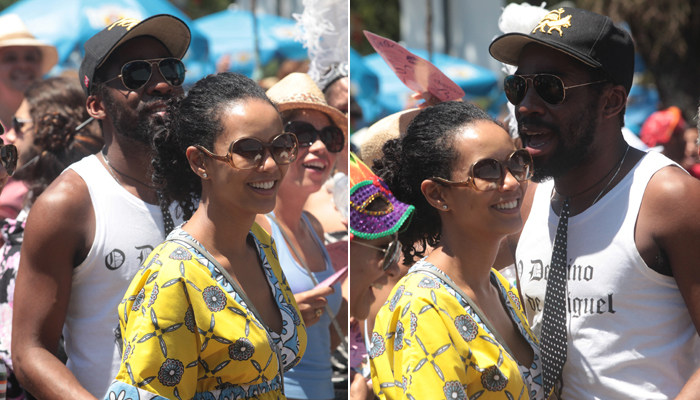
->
[14,77,103,207]
[152,72,278,220]
[373,101,494,265]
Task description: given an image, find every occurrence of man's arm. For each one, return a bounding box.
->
[11,170,96,400]
[639,166,700,400]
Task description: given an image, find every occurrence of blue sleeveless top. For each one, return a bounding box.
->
[265,212,342,400]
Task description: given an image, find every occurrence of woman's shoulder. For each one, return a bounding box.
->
[250,221,273,246]
[132,236,212,286]
[378,262,461,318]
[301,210,326,241]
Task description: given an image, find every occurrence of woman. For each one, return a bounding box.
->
[369,101,543,399]
[256,72,347,400]
[348,152,413,400]
[0,77,101,400]
[103,72,306,400]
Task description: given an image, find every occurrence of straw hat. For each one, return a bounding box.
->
[266,72,348,135]
[0,14,58,75]
[360,108,421,169]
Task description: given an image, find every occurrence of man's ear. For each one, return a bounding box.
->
[86,93,107,120]
[421,179,449,211]
[602,84,627,120]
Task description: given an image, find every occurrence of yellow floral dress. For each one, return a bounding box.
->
[103,223,306,400]
[370,260,543,400]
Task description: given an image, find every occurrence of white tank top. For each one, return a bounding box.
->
[64,154,182,397]
[516,151,700,400]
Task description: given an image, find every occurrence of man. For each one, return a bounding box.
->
[490,7,700,399]
[11,15,189,399]
[0,14,58,220]
[0,14,57,129]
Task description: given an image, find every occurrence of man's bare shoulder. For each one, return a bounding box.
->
[644,165,700,213]
[641,165,700,237]
[23,169,95,266]
[33,169,92,218]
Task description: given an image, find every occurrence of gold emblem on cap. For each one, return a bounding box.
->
[532,8,572,37]
[108,18,141,32]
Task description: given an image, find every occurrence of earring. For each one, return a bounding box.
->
[442,205,448,210]
[203,173,208,178]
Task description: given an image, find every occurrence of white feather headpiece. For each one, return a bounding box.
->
[293,0,348,91]
[498,2,549,138]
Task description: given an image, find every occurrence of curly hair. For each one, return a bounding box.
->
[373,101,494,264]
[151,72,278,220]
[14,77,103,207]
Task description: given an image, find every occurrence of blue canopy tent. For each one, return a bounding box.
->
[194,9,307,78]
[1,0,214,85]
[363,48,499,118]
[349,47,382,126]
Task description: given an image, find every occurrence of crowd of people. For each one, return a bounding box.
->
[0,8,349,400]
[349,5,700,400]
[0,3,699,400]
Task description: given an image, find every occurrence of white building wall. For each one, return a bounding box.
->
[399,0,505,72]
[234,0,304,18]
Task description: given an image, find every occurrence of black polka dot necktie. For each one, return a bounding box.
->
[541,196,570,396]
[158,191,175,236]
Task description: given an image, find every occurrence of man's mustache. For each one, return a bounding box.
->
[518,117,560,136]
[136,95,172,114]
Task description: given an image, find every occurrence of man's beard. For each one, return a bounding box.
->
[521,99,599,183]
[103,91,168,145]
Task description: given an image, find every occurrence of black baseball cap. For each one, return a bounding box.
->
[489,7,634,94]
[79,14,191,96]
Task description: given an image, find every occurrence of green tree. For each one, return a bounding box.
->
[179,0,231,19]
[577,0,700,121]
[350,0,400,55]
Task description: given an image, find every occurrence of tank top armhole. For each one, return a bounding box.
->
[619,152,677,279]
[301,211,333,273]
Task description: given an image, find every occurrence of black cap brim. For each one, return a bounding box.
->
[489,32,601,70]
[96,14,191,70]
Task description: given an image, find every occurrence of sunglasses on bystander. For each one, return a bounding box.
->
[353,236,402,271]
[284,121,344,153]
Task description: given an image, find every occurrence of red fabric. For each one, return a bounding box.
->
[640,106,685,147]
[688,163,700,180]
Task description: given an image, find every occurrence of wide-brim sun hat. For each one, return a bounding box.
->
[0,14,58,75]
[266,72,348,135]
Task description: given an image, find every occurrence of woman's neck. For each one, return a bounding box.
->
[272,191,309,233]
[427,225,503,297]
[184,198,256,259]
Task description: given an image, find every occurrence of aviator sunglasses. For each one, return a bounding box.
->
[430,149,533,191]
[12,116,32,134]
[195,132,299,170]
[285,121,345,153]
[504,74,607,106]
[103,58,186,91]
[353,236,402,271]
